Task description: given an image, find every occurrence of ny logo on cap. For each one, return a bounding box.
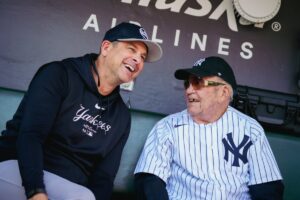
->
[194,58,206,67]
[139,28,148,39]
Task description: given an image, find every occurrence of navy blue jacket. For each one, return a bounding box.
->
[0,53,131,200]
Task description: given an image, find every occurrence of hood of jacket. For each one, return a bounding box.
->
[63,53,121,110]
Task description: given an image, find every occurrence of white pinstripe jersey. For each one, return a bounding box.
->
[134,106,282,200]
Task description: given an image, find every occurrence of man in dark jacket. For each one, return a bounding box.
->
[0,22,162,200]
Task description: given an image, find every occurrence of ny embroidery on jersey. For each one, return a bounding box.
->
[222,133,253,167]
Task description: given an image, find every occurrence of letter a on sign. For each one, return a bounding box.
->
[83,14,99,32]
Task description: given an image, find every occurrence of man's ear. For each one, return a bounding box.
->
[219,85,231,102]
[100,40,112,56]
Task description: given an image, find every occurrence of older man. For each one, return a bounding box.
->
[134,56,284,200]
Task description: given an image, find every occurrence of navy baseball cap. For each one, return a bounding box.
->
[103,22,162,62]
[175,56,237,90]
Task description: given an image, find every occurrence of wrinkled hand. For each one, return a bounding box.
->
[28,193,48,200]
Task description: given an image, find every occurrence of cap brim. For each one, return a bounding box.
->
[175,69,193,80]
[118,38,162,62]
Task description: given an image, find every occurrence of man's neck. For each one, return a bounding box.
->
[93,58,118,96]
[192,104,229,125]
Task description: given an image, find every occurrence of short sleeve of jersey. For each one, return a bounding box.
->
[248,124,282,185]
[134,117,173,183]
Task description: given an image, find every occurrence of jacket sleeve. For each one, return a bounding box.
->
[88,120,131,200]
[249,180,284,200]
[134,173,169,200]
[16,63,67,197]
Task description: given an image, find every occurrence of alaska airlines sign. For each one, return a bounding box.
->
[81,0,281,63]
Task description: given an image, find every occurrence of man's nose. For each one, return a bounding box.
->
[132,53,143,64]
[185,83,195,93]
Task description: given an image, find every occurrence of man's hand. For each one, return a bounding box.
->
[28,193,48,200]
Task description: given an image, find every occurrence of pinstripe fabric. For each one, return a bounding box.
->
[134,106,282,200]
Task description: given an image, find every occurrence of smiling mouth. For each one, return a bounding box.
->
[188,98,199,102]
[125,64,135,72]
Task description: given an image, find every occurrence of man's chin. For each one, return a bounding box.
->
[120,76,133,84]
[187,108,196,116]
